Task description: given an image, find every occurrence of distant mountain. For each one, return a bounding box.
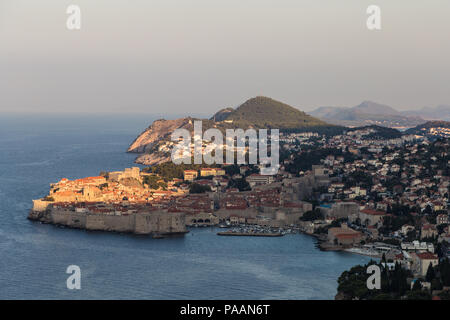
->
[402,105,450,121]
[307,106,351,121]
[309,101,425,128]
[352,101,400,116]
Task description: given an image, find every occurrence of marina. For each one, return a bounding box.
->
[216,225,299,237]
[217,231,284,237]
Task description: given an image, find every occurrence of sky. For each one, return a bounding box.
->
[0,0,449,115]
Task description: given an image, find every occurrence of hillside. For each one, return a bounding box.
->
[405,121,450,139]
[214,96,328,129]
[128,118,193,154]
[346,125,402,139]
[210,107,234,122]
[128,96,338,165]
[127,117,218,166]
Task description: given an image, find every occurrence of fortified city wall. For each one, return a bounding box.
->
[28,206,187,236]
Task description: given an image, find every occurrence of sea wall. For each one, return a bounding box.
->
[134,213,185,234]
[32,199,53,212]
[52,210,87,229]
[85,214,134,232]
[28,207,186,236]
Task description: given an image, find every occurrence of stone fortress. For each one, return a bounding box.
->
[29,167,187,237]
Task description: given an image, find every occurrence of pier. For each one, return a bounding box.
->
[217,231,284,237]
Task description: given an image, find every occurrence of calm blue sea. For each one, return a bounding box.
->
[0,114,370,299]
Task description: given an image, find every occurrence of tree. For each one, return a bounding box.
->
[224,164,240,176]
[439,258,450,286]
[406,229,417,242]
[431,278,442,291]
[143,175,167,190]
[300,209,324,221]
[189,183,211,194]
[426,263,436,282]
[99,171,109,179]
[412,279,422,291]
[228,178,250,192]
[386,205,392,214]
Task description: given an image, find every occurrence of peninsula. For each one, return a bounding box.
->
[29,167,187,237]
[127,96,341,166]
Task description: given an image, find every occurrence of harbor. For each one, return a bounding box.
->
[217,231,284,237]
[215,224,299,237]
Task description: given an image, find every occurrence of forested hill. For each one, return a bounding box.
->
[211,96,331,129]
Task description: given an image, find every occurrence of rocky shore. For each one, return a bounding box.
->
[127,118,194,165]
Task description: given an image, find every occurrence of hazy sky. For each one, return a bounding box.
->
[1,0,449,114]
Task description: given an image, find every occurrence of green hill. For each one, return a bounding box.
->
[213,96,329,129]
[210,107,234,122]
[405,121,450,138]
[405,121,450,133]
[347,125,402,139]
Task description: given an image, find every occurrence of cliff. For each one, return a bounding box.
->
[127,117,217,165]
[128,118,194,153]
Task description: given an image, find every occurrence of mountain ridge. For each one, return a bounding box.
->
[309,101,426,128]
[402,105,450,121]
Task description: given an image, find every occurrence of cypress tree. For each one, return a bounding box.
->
[425,262,435,282]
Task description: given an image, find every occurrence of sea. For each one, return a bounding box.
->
[0,113,370,299]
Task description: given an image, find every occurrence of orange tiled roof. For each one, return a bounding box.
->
[416,252,438,260]
[360,209,386,216]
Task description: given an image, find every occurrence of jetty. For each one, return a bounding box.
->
[217,231,284,237]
